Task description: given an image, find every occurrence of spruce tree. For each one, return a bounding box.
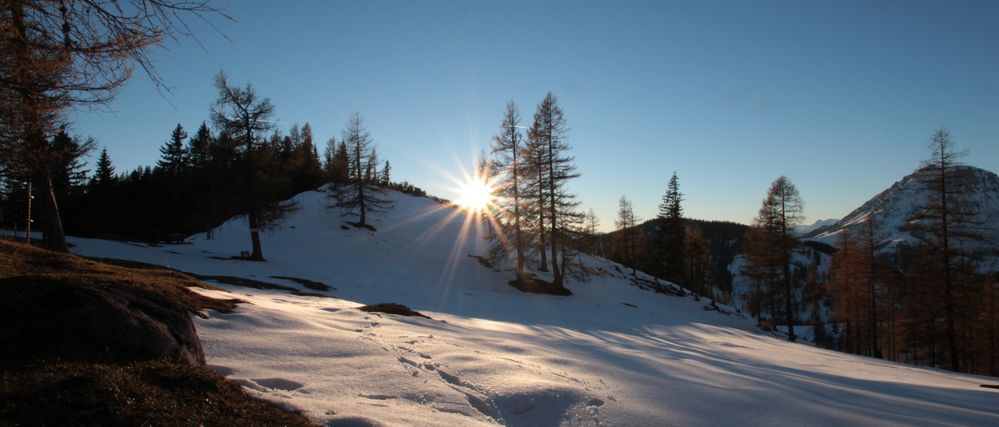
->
[187,122,213,169]
[93,147,116,188]
[654,172,685,284]
[158,124,189,174]
[380,160,391,186]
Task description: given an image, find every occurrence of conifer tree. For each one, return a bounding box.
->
[615,195,641,275]
[490,101,527,276]
[93,148,116,188]
[187,122,213,169]
[158,124,189,174]
[684,222,712,297]
[748,176,803,341]
[654,172,685,284]
[333,141,350,184]
[324,137,337,182]
[0,0,224,252]
[210,71,278,261]
[330,113,391,228]
[529,92,579,287]
[380,160,391,186]
[524,122,548,272]
[902,128,984,372]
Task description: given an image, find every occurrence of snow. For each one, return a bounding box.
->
[68,188,999,426]
[809,165,999,250]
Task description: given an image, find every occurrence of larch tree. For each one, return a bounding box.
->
[684,222,712,298]
[0,0,226,252]
[330,113,390,228]
[615,195,641,275]
[531,92,578,287]
[752,176,803,341]
[210,70,277,261]
[523,121,548,272]
[902,128,984,372]
[490,101,527,276]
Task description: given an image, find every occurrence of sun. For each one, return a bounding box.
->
[456,177,494,212]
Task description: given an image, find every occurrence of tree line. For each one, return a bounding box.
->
[0,70,432,262]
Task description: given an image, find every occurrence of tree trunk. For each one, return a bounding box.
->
[547,128,561,287]
[537,166,547,272]
[512,146,524,276]
[37,175,68,252]
[248,210,263,260]
[939,155,959,372]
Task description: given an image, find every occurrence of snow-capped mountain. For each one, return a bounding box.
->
[808,165,999,250]
[794,218,839,236]
[66,188,999,426]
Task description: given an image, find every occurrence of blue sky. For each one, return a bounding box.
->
[71,0,999,230]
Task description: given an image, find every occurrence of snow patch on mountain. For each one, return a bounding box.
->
[809,165,999,249]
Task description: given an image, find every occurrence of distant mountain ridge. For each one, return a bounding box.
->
[807,165,999,252]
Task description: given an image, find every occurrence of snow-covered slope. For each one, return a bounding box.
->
[69,188,999,426]
[809,165,999,248]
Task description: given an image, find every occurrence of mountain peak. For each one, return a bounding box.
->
[808,165,999,246]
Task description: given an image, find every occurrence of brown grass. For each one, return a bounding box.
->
[0,240,241,314]
[0,240,320,426]
[0,359,317,426]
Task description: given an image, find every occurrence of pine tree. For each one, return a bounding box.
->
[158,124,189,174]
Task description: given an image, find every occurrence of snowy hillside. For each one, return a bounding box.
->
[69,188,999,426]
[809,165,999,248]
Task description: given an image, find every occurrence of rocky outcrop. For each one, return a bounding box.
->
[0,275,205,367]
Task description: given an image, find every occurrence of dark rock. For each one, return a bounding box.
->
[0,275,205,368]
[358,303,431,318]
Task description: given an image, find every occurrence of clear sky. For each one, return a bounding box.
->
[71,0,999,230]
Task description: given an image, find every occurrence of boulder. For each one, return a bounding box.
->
[0,275,205,367]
